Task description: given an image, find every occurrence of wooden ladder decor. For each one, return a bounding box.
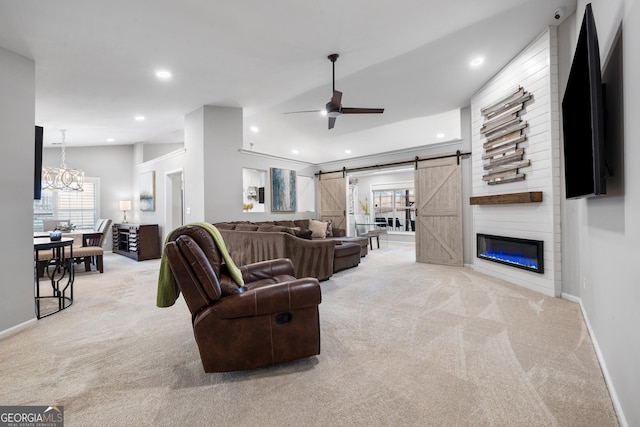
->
[480,87,533,185]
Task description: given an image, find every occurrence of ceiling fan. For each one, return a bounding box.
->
[285,53,384,129]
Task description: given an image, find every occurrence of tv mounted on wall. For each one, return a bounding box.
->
[562,3,607,199]
[34,125,43,200]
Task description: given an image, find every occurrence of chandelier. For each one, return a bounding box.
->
[42,129,84,191]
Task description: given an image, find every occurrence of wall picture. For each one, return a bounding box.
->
[139,171,155,211]
[270,168,297,212]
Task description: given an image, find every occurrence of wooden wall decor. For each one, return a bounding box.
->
[469,191,543,205]
[480,87,533,185]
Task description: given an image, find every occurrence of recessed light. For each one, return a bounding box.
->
[134,116,145,121]
[345,149,352,154]
[292,149,299,154]
[437,133,445,138]
[155,70,172,80]
[470,57,485,67]
[320,110,327,116]
[107,138,115,142]
[250,126,259,133]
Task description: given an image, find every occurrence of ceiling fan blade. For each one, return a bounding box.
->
[283,109,323,114]
[328,117,337,129]
[330,90,342,107]
[341,107,384,114]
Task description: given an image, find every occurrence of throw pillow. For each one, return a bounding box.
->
[324,220,333,237]
[294,228,313,239]
[309,219,328,238]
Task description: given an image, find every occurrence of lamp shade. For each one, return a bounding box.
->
[119,200,132,210]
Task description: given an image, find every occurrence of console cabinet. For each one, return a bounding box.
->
[112,223,160,261]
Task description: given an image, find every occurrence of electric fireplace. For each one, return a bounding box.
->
[476,234,544,274]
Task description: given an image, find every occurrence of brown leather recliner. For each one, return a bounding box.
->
[164,225,321,372]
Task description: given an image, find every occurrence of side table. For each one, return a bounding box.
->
[33,237,75,319]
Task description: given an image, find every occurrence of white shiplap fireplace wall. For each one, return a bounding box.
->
[471,27,562,297]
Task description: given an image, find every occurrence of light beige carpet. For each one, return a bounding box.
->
[0,245,618,426]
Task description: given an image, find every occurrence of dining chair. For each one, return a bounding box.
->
[93,219,105,232]
[374,217,387,228]
[73,219,112,273]
[96,219,111,233]
[354,215,386,250]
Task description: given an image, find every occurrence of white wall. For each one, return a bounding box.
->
[0,46,36,332]
[134,147,186,242]
[470,28,562,297]
[560,1,639,425]
[138,106,319,242]
[43,144,135,247]
[143,142,183,163]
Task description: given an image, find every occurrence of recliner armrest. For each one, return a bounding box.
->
[240,258,295,282]
[210,278,321,319]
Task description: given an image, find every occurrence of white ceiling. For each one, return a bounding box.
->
[0,0,575,164]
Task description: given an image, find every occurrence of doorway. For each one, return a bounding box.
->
[165,169,184,232]
[347,168,416,242]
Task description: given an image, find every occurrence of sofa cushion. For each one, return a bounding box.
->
[294,219,310,229]
[235,224,260,231]
[257,224,296,235]
[256,224,275,232]
[275,220,296,227]
[214,222,236,230]
[309,219,328,238]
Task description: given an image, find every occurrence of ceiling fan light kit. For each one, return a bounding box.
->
[285,53,384,129]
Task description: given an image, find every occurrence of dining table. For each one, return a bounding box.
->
[34,229,100,247]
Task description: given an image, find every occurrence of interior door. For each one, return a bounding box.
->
[165,170,184,235]
[318,172,347,231]
[414,157,463,266]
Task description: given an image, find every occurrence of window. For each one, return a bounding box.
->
[371,184,415,232]
[33,178,100,231]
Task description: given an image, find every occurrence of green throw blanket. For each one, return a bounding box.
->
[156,223,244,307]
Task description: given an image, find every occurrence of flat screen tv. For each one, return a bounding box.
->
[34,125,43,200]
[562,3,606,199]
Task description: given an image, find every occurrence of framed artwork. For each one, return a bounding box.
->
[139,171,155,211]
[270,168,297,212]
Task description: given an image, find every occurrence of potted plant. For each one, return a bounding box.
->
[358,197,370,223]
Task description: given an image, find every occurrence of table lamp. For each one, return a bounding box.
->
[119,200,132,223]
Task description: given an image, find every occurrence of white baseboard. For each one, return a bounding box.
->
[561,292,628,427]
[0,318,36,341]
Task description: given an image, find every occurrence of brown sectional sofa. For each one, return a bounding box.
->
[214,220,368,281]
